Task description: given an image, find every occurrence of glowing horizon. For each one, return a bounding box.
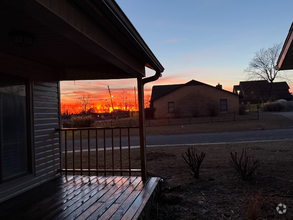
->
[60,0,293,113]
[61,76,293,115]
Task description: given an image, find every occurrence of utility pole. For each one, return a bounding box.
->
[107,85,114,112]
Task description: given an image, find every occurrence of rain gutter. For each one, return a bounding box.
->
[142,70,162,85]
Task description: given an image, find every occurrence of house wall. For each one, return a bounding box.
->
[244,86,261,99]
[153,85,239,118]
[33,81,60,178]
[0,53,60,203]
[242,86,263,104]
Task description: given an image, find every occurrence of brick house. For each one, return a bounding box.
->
[150,80,239,118]
[233,80,292,104]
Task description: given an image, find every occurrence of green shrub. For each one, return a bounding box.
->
[239,105,247,115]
[207,101,219,117]
[262,102,283,112]
[173,108,181,118]
[191,109,199,117]
[71,115,94,127]
[281,101,293,111]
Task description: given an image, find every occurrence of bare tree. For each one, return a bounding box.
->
[61,104,70,116]
[77,94,92,114]
[119,91,133,111]
[144,94,151,108]
[244,43,287,83]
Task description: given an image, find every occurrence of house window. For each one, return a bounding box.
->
[168,102,174,113]
[220,99,228,111]
[0,74,29,182]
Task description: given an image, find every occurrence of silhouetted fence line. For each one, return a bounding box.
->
[95,111,259,127]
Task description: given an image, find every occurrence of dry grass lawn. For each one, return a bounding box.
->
[145,112,293,136]
[64,139,293,219]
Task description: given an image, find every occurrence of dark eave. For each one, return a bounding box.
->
[98,0,164,73]
[73,0,164,74]
[0,0,164,81]
[277,23,293,70]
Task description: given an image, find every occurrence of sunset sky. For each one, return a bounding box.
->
[61,0,293,111]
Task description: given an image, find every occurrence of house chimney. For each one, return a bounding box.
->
[216,83,222,90]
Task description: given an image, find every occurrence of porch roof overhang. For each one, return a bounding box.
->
[0,0,164,81]
[276,23,293,70]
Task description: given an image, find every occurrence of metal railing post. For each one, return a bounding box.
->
[80,130,83,175]
[128,128,131,177]
[64,130,67,174]
[96,129,98,176]
[88,130,90,176]
[72,130,75,175]
[59,127,141,177]
[111,128,114,176]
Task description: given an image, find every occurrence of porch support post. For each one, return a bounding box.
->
[137,76,147,182]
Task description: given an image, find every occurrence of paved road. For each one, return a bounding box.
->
[146,128,293,146]
[62,128,293,151]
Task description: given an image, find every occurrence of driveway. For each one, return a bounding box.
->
[272,112,293,120]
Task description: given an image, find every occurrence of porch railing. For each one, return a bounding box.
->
[57,126,141,177]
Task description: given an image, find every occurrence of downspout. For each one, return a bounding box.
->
[138,70,162,182]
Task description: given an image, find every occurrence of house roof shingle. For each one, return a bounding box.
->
[238,80,290,92]
[234,80,292,101]
[151,80,236,102]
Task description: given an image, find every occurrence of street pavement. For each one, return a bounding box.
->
[62,128,293,151]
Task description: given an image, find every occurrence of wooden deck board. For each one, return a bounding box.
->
[28,176,101,220]
[54,176,120,220]
[0,175,161,220]
[84,177,137,220]
[25,176,93,212]
[63,177,124,220]
[98,177,142,220]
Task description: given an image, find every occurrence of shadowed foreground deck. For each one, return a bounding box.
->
[0,176,161,220]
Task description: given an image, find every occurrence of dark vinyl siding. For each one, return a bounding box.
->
[33,82,60,177]
[0,81,61,203]
[0,53,61,203]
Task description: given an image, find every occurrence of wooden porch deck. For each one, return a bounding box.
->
[0,175,161,220]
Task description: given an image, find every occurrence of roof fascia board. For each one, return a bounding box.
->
[277,23,293,70]
[94,0,164,73]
